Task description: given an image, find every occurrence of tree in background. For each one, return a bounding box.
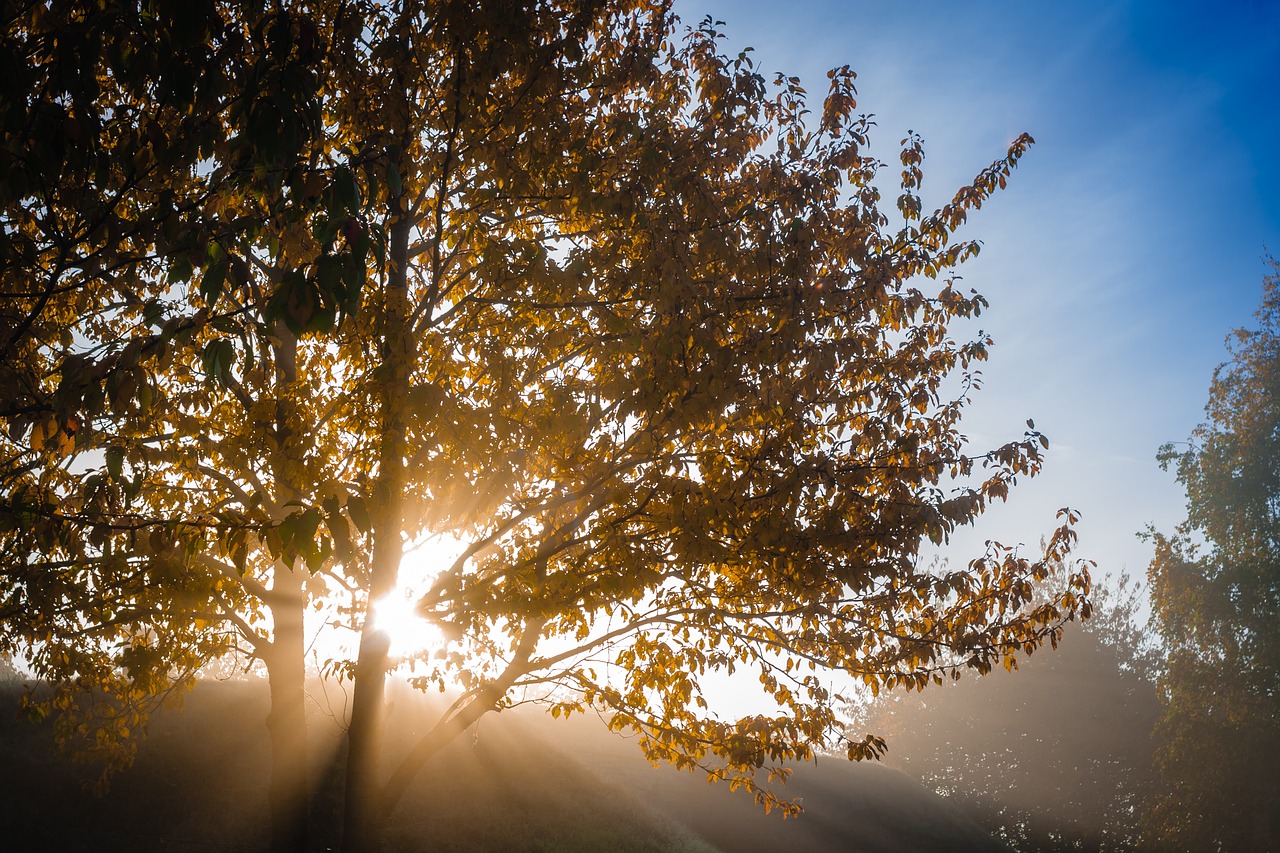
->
[1,3,1089,852]
[1,3,346,849]
[1145,259,1280,852]
[853,568,1158,852]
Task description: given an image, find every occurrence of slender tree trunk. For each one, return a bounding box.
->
[265,572,310,853]
[342,609,393,853]
[342,211,413,853]
[264,324,311,853]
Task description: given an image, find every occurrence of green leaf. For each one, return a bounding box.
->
[142,299,165,328]
[201,340,235,385]
[316,256,341,302]
[167,254,194,285]
[334,167,359,213]
[326,505,353,564]
[347,495,371,533]
[105,446,125,480]
[199,256,229,305]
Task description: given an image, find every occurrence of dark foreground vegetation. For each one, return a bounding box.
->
[0,677,1007,853]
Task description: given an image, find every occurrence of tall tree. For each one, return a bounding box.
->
[1145,259,1280,852]
[2,2,343,850]
[1,3,1090,852]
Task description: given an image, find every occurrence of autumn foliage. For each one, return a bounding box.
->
[0,3,1088,851]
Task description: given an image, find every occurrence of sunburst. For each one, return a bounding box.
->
[371,532,468,658]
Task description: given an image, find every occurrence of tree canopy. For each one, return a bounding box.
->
[1,2,1089,851]
[1145,258,1280,852]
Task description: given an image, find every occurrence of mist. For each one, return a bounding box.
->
[2,673,1010,852]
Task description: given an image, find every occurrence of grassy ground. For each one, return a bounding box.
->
[0,677,1008,852]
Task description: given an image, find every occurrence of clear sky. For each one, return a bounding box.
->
[673,0,1280,583]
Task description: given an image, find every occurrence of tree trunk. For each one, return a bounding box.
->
[341,210,413,853]
[264,324,310,853]
[265,571,309,853]
[341,618,393,853]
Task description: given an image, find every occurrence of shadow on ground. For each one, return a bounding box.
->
[0,678,1009,852]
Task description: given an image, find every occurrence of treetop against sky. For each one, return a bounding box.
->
[677,0,1280,578]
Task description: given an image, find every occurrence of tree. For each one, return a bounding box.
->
[1,3,1090,853]
[2,2,341,849]
[855,568,1158,852]
[1145,259,1280,852]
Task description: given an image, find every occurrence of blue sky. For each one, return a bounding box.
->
[674,0,1280,582]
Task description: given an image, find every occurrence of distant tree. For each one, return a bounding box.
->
[853,568,1157,852]
[1144,259,1280,852]
[1,3,1089,853]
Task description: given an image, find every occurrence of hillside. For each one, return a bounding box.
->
[0,678,1009,852]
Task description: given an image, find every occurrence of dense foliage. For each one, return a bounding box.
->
[1145,259,1280,851]
[1,2,1087,851]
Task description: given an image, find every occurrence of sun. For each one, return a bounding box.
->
[304,532,469,668]
[370,588,444,657]
[370,532,468,658]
